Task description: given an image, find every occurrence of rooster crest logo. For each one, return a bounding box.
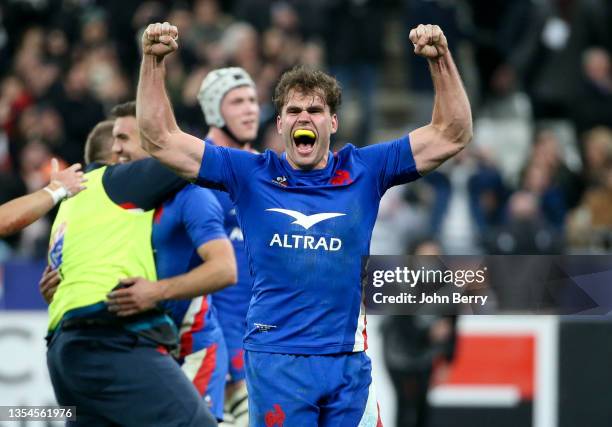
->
[264,404,285,427]
[273,176,288,187]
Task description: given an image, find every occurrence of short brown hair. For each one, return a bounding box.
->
[110,101,136,118]
[273,66,342,114]
[84,120,114,165]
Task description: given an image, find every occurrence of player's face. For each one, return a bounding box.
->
[220,86,259,144]
[111,116,149,163]
[277,89,338,170]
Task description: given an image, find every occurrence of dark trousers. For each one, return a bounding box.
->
[47,326,217,427]
[388,367,432,427]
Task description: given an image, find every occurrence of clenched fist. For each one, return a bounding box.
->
[142,22,179,59]
[409,24,448,60]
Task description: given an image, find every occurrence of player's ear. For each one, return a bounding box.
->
[330,113,338,135]
[276,115,282,134]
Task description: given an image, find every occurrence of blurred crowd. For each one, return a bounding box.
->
[0,0,611,259]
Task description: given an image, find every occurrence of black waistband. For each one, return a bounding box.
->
[61,317,123,330]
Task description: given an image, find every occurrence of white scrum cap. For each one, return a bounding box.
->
[197,67,256,128]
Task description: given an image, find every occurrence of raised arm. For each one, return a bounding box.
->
[408,24,473,175]
[0,159,86,237]
[137,22,205,180]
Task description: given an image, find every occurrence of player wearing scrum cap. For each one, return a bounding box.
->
[198,67,259,426]
[198,67,259,148]
[137,21,472,426]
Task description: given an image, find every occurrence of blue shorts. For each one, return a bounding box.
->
[245,351,382,427]
[218,315,247,383]
[227,345,246,383]
[178,333,228,420]
[47,326,216,427]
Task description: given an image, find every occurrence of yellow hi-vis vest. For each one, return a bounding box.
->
[47,166,156,330]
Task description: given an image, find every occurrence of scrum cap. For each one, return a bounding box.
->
[197,67,255,128]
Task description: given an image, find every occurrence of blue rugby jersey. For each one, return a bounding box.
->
[209,188,253,341]
[152,184,227,355]
[197,137,420,354]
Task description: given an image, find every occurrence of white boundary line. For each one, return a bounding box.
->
[429,385,521,407]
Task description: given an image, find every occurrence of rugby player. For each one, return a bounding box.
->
[45,117,218,425]
[137,21,472,426]
[105,101,237,421]
[45,103,238,423]
[196,67,259,426]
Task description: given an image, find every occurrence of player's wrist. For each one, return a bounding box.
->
[43,182,69,205]
[156,279,173,301]
[427,50,450,64]
[142,51,166,65]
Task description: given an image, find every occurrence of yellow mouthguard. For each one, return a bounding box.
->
[293,129,315,140]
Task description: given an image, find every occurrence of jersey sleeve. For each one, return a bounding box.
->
[357,135,421,195]
[195,141,260,200]
[103,158,187,210]
[179,186,227,250]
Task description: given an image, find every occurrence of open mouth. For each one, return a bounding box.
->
[293,129,316,156]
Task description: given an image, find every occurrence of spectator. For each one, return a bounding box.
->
[424,148,507,254]
[567,162,612,251]
[382,238,458,427]
[582,126,612,186]
[46,59,105,164]
[485,191,564,254]
[522,128,584,227]
[572,47,612,132]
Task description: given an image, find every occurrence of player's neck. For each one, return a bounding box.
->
[286,152,330,171]
[207,128,251,151]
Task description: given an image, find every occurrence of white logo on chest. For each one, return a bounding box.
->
[266,208,345,251]
[265,208,345,230]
